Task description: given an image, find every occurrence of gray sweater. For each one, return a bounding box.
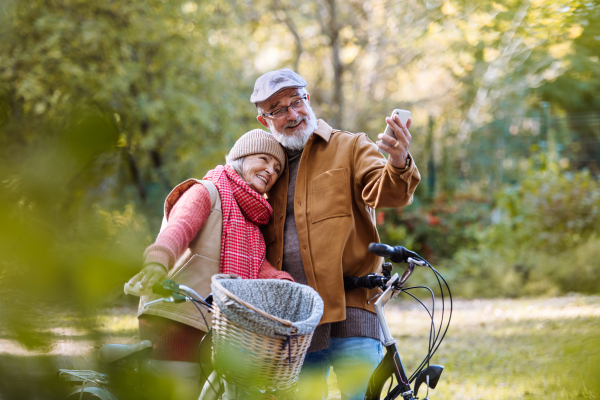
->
[282,148,382,352]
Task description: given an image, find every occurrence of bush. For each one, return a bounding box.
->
[485,159,600,254]
[377,194,492,262]
[448,156,600,298]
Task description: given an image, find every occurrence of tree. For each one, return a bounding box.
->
[0,0,257,213]
[0,0,260,352]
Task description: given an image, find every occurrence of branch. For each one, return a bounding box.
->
[271,1,304,71]
[458,0,531,141]
[148,148,171,192]
[126,152,147,203]
[327,0,343,127]
[314,0,331,35]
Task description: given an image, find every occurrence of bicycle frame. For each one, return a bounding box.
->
[366,256,445,400]
[366,273,414,399]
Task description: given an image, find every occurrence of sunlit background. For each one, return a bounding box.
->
[0,0,599,398]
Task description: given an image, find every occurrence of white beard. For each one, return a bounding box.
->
[268,106,318,151]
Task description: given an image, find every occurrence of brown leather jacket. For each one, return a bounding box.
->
[263,120,421,324]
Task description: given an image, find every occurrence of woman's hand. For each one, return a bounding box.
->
[128,264,168,291]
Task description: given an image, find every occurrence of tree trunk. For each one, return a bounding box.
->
[126,152,147,203]
[149,148,171,191]
[276,6,304,72]
[327,0,343,128]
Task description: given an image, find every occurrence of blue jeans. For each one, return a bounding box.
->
[297,337,384,400]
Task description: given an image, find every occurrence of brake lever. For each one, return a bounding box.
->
[143,294,187,308]
[368,273,404,305]
[407,257,427,267]
[144,298,173,308]
[396,263,415,289]
[367,292,383,304]
[177,284,212,308]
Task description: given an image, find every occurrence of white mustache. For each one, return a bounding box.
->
[283,116,307,129]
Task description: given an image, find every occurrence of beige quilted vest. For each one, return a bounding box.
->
[137,179,222,332]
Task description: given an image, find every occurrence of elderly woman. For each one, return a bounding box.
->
[127,129,292,400]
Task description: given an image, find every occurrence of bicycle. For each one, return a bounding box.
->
[348,243,452,400]
[58,277,308,400]
[58,242,451,400]
[58,279,216,400]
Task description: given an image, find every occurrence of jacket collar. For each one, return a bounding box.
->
[313,119,333,143]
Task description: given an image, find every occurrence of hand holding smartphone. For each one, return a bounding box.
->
[379,109,411,154]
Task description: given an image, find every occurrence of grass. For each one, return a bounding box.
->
[1,296,599,399]
[325,295,600,399]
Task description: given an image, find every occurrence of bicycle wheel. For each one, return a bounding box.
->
[365,367,403,400]
[199,370,224,400]
[199,372,293,400]
[66,393,100,400]
[364,351,411,400]
[65,387,118,400]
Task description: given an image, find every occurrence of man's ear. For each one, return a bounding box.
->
[257,115,269,128]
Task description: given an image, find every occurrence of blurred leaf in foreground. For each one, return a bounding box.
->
[0,105,149,351]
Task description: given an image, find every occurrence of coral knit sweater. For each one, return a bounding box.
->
[140,183,293,362]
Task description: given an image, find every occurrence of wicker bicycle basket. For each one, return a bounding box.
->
[210,274,324,390]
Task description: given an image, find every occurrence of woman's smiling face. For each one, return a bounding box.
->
[241,154,282,194]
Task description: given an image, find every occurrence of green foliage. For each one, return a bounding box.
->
[0,105,152,352]
[0,0,257,214]
[447,155,600,298]
[539,0,600,111]
[0,0,263,351]
[378,194,492,261]
[0,0,597,367]
[486,155,600,254]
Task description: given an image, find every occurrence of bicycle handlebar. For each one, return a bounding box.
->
[125,279,211,309]
[152,279,179,297]
[368,242,424,264]
[344,274,389,291]
[345,243,429,291]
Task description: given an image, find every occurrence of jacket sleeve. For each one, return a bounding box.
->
[143,183,212,270]
[257,259,295,282]
[352,133,421,209]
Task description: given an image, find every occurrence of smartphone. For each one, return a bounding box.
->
[379,109,411,154]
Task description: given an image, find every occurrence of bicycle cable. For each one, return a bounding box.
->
[407,266,453,382]
[391,262,452,383]
[405,266,445,373]
[188,296,220,397]
[400,286,436,381]
[427,267,453,356]
[196,328,220,397]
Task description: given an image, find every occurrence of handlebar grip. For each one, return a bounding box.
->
[368,243,407,263]
[344,274,389,290]
[152,280,179,297]
[368,242,426,264]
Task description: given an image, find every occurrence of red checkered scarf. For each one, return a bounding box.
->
[203,165,272,279]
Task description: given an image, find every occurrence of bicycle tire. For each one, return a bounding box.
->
[364,351,411,400]
[365,367,401,399]
[65,387,118,400]
[66,394,100,400]
[199,370,224,400]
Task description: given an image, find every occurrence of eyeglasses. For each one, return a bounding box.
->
[261,96,308,119]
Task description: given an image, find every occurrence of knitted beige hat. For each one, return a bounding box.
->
[226,129,286,170]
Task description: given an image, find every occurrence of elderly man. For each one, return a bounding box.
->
[251,69,420,400]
